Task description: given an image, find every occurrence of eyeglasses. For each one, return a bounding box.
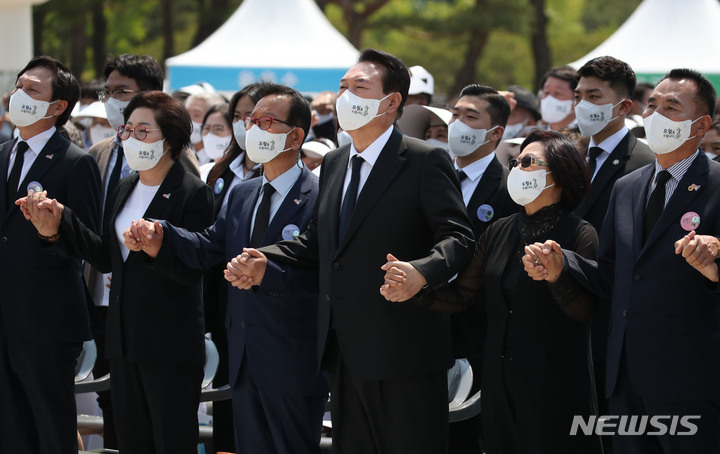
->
[98,88,140,103]
[117,125,161,141]
[508,154,549,171]
[243,116,291,130]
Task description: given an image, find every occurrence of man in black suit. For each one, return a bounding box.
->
[226,49,474,453]
[0,56,102,453]
[572,57,655,445]
[446,83,518,453]
[526,69,720,453]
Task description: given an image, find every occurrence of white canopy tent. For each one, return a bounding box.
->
[166,0,359,94]
[568,0,720,90]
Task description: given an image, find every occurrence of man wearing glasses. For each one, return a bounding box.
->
[0,56,102,453]
[125,83,328,454]
[86,53,201,449]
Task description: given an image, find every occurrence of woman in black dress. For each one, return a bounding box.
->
[383,129,602,454]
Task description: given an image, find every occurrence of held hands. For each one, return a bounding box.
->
[123,219,163,258]
[16,189,64,240]
[379,253,427,302]
[522,240,564,283]
[675,230,720,282]
[224,248,267,290]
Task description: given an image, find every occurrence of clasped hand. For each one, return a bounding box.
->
[123,219,163,258]
[379,253,427,302]
[15,189,64,240]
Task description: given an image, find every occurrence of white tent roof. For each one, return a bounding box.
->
[166,0,359,93]
[569,0,720,86]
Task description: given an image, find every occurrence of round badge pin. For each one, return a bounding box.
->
[680,211,700,231]
[477,204,494,223]
[26,181,43,193]
[282,224,300,240]
[214,178,225,195]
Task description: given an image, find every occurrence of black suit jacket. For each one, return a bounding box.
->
[0,131,101,342]
[574,132,654,231]
[261,128,475,380]
[57,160,214,366]
[566,154,720,401]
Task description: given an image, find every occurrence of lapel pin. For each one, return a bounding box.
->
[45,154,53,159]
[27,181,43,193]
[294,198,301,205]
[612,159,620,165]
[681,211,700,231]
[688,184,701,192]
[163,193,171,199]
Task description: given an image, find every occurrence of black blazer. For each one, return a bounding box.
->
[574,132,655,231]
[261,128,475,380]
[0,131,102,343]
[58,160,214,366]
[566,154,720,401]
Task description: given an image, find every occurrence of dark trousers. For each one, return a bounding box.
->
[0,335,82,454]
[92,306,117,448]
[610,352,720,454]
[232,355,325,454]
[326,333,449,454]
[110,358,203,454]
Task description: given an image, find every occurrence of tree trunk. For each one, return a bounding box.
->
[70,19,86,76]
[530,0,551,90]
[448,29,489,98]
[193,0,231,47]
[32,5,46,56]
[162,0,174,65]
[91,1,107,79]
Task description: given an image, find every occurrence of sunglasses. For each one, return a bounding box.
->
[508,154,549,171]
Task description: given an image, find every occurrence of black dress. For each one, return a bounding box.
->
[422,204,602,454]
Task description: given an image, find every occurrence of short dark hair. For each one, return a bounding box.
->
[358,48,411,118]
[520,129,590,211]
[104,54,163,91]
[254,82,311,139]
[124,91,191,160]
[17,56,80,128]
[228,83,262,123]
[661,68,717,121]
[540,65,579,92]
[633,81,655,103]
[201,103,231,132]
[710,119,720,136]
[577,56,637,99]
[458,84,511,128]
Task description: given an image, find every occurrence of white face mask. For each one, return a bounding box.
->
[122,137,166,171]
[335,90,392,131]
[574,99,625,137]
[245,124,294,163]
[9,89,57,127]
[89,124,115,145]
[643,112,701,155]
[233,120,246,149]
[77,117,93,130]
[190,121,203,144]
[507,166,554,206]
[337,129,353,147]
[503,118,528,139]
[105,97,130,130]
[202,133,231,160]
[541,95,574,124]
[448,120,497,157]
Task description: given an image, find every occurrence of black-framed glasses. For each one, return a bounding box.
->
[98,88,140,102]
[508,154,549,171]
[117,125,161,141]
[243,116,291,130]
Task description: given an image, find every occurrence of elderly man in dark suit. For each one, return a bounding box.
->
[572,57,655,447]
[525,68,720,453]
[0,56,102,453]
[225,49,474,454]
[126,83,328,454]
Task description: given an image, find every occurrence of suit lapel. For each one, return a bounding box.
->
[324,146,350,253]
[265,166,312,243]
[0,139,15,220]
[142,160,185,222]
[336,129,406,255]
[230,179,261,246]
[19,132,69,201]
[631,165,654,258]
[642,154,708,253]
[576,133,632,217]
[467,156,502,217]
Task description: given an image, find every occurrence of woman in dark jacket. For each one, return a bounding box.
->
[382,129,602,454]
[20,91,214,454]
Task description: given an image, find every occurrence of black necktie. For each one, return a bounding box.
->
[457,169,467,183]
[644,170,671,242]
[338,155,364,241]
[103,146,125,230]
[588,146,603,175]
[7,141,28,207]
[250,183,275,247]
